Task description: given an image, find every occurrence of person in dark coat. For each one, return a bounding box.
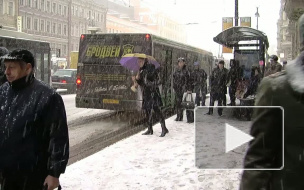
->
[136,58,168,137]
[264,54,282,77]
[192,61,207,106]
[227,60,242,106]
[0,49,69,190]
[243,66,261,98]
[173,57,193,122]
[206,60,227,116]
[240,13,304,190]
[0,47,9,85]
[222,64,229,106]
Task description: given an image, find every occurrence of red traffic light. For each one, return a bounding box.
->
[145,34,150,40]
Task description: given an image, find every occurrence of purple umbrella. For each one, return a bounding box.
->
[119,53,160,72]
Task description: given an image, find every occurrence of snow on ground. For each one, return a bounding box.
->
[60,113,243,190]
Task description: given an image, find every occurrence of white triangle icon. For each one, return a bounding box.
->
[225,123,254,153]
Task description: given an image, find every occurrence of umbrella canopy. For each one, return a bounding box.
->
[119,53,160,72]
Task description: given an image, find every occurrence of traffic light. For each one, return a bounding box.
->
[56,48,61,57]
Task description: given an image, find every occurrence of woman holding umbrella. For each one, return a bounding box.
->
[135,57,169,137]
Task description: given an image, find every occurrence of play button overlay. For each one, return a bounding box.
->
[225,123,254,153]
[194,106,284,170]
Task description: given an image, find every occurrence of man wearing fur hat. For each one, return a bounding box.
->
[0,49,69,190]
[240,14,304,190]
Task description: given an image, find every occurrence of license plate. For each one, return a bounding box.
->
[103,99,119,104]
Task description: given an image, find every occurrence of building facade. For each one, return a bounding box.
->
[278,0,304,59]
[277,0,293,62]
[0,0,18,30]
[1,0,106,64]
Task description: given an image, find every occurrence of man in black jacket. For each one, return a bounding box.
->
[227,60,242,106]
[192,62,207,106]
[0,49,69,190]
[173,57,193,122]
[206,60,228,116]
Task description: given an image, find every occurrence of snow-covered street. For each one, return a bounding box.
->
[60,113,244,190]
[61,94,113,125]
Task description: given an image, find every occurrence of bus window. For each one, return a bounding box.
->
[44,53,49,83]
[35,53,42,80]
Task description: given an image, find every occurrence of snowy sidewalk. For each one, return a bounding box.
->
[60,114,242,190]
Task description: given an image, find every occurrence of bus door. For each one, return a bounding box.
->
[165,50,173,108]
[35,53,43,81]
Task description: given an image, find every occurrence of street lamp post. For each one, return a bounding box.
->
[255,7,260,30]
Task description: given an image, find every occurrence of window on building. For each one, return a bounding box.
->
[27,17,31,29]
[22,16,26,29]
[27,0,31,7]
[75,25,79,37]
[81,8,84,17]
[63,24,67,35]
[58,4,61,15]
[63,6,66,16]
[75,6,78,16]
[46,21,50,32]
[19,0,24,6]
[52,2,56,13]
[41,0,44,11]
[8,1,14,16]
[71,25,74,36]
[71,6,74,15]
[34,18,38,30]
[63,45,66,56]
[52,23,56,33]
[0,0,3,15]
[40,20,44,31]
[58,24,61,35]
[33,0,37,8]
[46,1,50,12]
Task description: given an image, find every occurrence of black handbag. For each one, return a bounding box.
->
[181,93,195,110]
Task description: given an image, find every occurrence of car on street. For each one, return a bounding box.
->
[51,69,77,93]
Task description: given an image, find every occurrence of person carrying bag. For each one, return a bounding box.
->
[181,92,195,123]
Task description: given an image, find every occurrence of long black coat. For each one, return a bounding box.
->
[228,66,243,88]
[173,66,192,96]
[0,75,69,178]
[210,67,228,95]
[136,64,163,110]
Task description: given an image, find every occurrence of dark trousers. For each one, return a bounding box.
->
[0,171,47,190]
[145,106,165,127]
[194,85,206,106]
[175,93,184,120]
[209,93,224,115]
[229,86,237,106]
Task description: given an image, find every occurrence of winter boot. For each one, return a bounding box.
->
[142,124,153,135]
[159,122,169,137]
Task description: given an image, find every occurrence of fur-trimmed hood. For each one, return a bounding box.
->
[285,51,304,93]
